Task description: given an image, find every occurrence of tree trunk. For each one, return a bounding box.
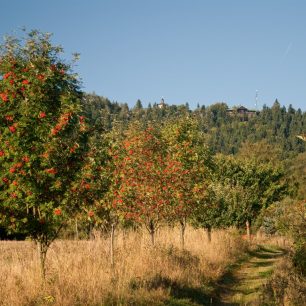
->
[180,219,186,250]
[246,219,251,240]
[150,230,155,246]
[89,223,94,240]
[122,228,128,249]
[206,226,212,243]
[110,223,116,267]
[75,219,79,240]
[38,241,48,281]
[148,220,155,247]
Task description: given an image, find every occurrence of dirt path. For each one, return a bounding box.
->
[214,245,285,305]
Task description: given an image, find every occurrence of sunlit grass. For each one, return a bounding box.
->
[0,226,248,305]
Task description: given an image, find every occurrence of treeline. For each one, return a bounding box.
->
[83,94,306,156]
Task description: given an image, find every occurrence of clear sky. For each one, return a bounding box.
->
[1,0,306,110]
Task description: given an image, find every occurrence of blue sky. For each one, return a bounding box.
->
[1,0,306,110]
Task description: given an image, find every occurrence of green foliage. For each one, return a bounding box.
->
[263,199,306,275]
[210,154,288,227]
[82,93,130,131]
[285,152,306,199]
[77,95,306,161]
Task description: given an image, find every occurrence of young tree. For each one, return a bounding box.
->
[89,128,123,266]
[192,181,230,242]
[109,122,184,246]
[0,30,88,278]
[214,154,288,238]
[162,117,212,248]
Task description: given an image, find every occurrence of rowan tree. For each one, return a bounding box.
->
[68,130,111,239]
[109,122,184,246]
[161,117,212,247]
[0,30,89,278]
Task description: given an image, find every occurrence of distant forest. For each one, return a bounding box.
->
[83,94,305,156]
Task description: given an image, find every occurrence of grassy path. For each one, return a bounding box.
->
[214,245,285,305]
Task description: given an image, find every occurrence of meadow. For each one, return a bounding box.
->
[0,227,250,305]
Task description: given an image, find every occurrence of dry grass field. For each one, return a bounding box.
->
[0,227,249,306]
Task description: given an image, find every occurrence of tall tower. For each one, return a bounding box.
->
[255,90,259,110]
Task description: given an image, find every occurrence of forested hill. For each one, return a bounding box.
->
[82,94,306,157]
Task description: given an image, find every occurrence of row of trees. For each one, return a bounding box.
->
[101,118,209,248]
[0,30,302,278]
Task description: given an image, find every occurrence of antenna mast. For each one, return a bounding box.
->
[255,90,259,110]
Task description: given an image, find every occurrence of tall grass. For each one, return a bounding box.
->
[0,226,248,305]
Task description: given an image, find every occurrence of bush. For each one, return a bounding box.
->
[261,257,306,305]
[293,242,306,276]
